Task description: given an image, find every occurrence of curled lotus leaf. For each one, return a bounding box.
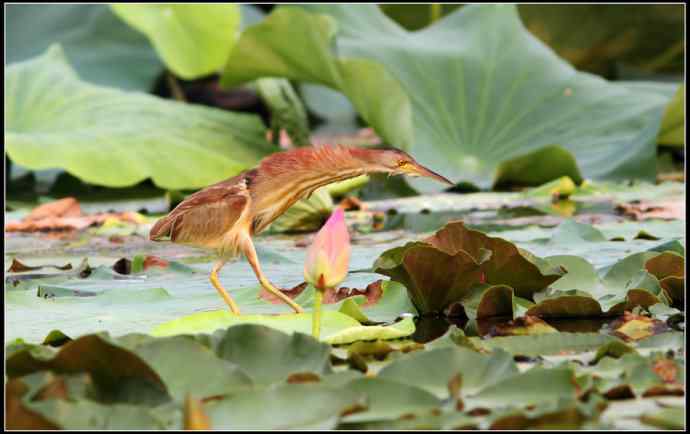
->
[374,221,564,314]
[644,252,685,305]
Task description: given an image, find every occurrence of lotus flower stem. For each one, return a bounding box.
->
[312,289,324,339]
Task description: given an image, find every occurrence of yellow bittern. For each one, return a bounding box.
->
[150,145,453,314]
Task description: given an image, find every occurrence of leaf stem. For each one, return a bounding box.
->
[166,72,187,102]
[312,288,324,339]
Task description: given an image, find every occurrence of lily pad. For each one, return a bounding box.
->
[152,310,414,345]
[5,45,274,190]
[204,383,364,430]
[221,4,671,190]
[527,249,680,319]
[340,377,442,423]
[6,334,170,405]
[476,332,620,356]
[378,347,518,399]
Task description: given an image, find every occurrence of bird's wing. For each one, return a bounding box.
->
[149,175,250,249]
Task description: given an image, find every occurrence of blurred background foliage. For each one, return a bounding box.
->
[4,4,685,204]
[381,4,685,78]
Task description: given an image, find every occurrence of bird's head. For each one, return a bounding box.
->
[356,146,454,186]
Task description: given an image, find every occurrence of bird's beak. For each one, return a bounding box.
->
[406,162,455,186]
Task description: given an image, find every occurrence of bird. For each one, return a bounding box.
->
[149,144,453,315]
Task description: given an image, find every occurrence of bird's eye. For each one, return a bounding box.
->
[397,160,407,167]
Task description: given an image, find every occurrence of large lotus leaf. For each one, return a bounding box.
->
[340,378,442,423]
[25,399,167,430]
[213,325,332,386]
[382,4,684,77]
[221,4,671,190]
[378,347,518,399]
[374,221,564,313]
[118,335,253,402]
[205,383,363,430]
[465,367,577,409]
[584,352,684,398]
[6,4,162,90]
[474,332,620,356]
[5,334,170,405]
[4,45,274,190]
[151,310,414,345]
[111,4,240,80]
[518,5,684,75]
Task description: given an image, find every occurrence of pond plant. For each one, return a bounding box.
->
[4,3,684,430]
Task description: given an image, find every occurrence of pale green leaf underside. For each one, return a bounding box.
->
[222,4,672,191]
[4,45,274,190]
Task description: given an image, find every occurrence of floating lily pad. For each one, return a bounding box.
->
[152,310,414,345]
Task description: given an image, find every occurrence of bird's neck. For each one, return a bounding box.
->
[249,146,374,233]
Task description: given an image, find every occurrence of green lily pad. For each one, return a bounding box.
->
[151,311,358,339]
[205,383,364,430]
[466,367,577,409]
[26,400,167,430]
[5,45,274,190]
[221,4,671,190]
[338,281,417,324]
[378,347,518,399]
[213,325,332,386]
[119,335,253,401]
[340,377,442,423]
[527,248,680,319]
[6,334,170,405]
[111,4,240,80]
[476,332,620,356]
[152,310,414,345]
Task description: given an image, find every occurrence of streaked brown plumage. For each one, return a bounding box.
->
[150,144,453,314]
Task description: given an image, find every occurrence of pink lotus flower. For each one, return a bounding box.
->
[304,207,351,290]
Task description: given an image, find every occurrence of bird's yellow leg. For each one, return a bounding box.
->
[210,260,241,314]
[241,237,305,314]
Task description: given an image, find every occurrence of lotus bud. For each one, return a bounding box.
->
[304,207,351,291]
